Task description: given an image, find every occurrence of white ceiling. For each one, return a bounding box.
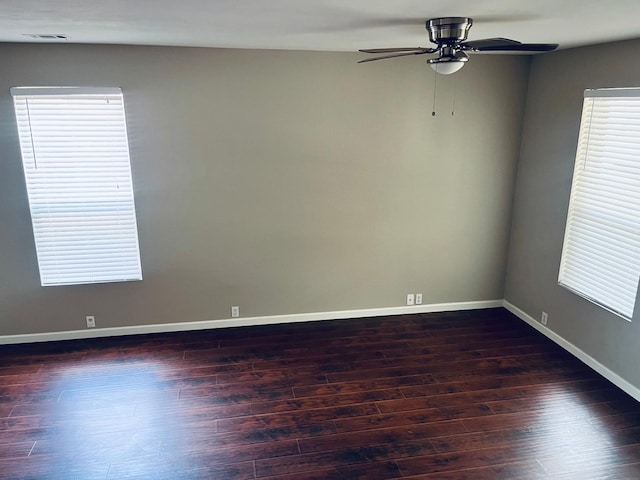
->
[2,0,640,53]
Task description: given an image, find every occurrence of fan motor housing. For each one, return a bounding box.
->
[426,17,473,44]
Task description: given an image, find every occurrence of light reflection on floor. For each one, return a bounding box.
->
[531,386,617,476]
[47,360,189,478]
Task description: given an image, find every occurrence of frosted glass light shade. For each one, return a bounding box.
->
[430,61,465,75]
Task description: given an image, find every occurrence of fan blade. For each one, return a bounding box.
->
[462,38,522,49]
[473,43,559,52]
[359,47,435,53]
[358,50,433,63]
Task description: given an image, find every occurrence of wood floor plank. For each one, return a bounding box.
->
[250,388,403,415]
[537,443,640,476]
[1,308,639,480]
[396,444,550,476]
[588,411,640,431]
[136,401,251,424]
[0,440,35,460]
[217,404,374,433]
[255,441,431,477]
[333,404,495,434]
[216,367,328,386]
[0,454,111,480]
[549,462,640,480]
[253,350,386,372]
[298,420,465,454]
[292,373,437,398]
[430,420,597,453]
[107,458,256,480]
[257,459,402,480]
[463,409,600,433]
[396,459,548,479]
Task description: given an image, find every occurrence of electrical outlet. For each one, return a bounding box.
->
[415,293,423,305]
[406,294,415,306]
[231,306,240,318]
[541,312,548,326]
[86,315,96,328]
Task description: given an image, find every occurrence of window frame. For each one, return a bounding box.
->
[558,87,640,321]
[11,86,143,287]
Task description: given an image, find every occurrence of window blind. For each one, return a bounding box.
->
[558,88,640,320]
[11,86,142,286]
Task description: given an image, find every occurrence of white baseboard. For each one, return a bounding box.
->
[503,300,640,403]
[0,299,503,345]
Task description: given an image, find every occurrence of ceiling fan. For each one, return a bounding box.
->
[359,17,558,75]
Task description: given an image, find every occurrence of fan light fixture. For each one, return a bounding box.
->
[429,61,465,75]
[427,50,469,75]
[358,16,559,74]
[430,62,464,75]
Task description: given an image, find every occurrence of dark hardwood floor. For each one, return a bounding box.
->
[1,308,640,479]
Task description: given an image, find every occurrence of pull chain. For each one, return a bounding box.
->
[432,68,437,117]
[451,75,457,116]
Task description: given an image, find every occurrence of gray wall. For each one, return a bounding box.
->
[0,44,529,336]
[505,38,640,388]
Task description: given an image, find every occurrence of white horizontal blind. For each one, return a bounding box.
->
[558,88,640,320]
[11,87,142,286]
